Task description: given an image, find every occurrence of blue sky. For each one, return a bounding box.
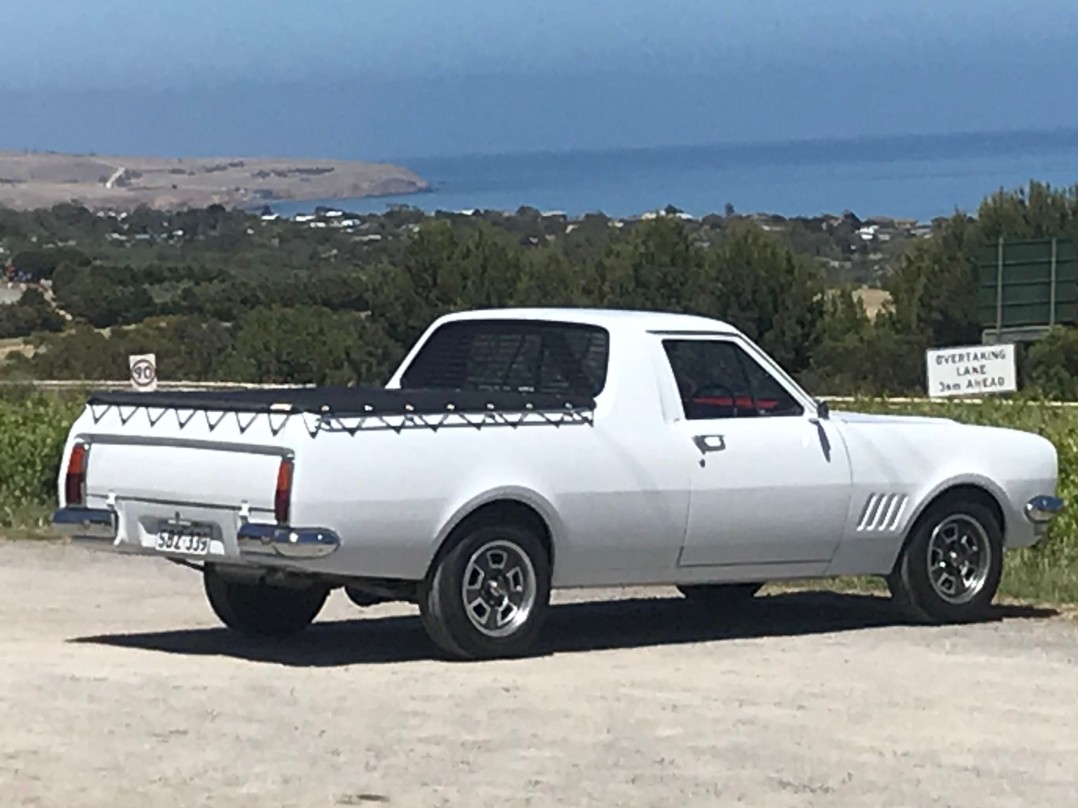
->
[2,0,1077,158]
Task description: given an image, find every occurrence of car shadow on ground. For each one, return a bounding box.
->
[69,590,1057,667]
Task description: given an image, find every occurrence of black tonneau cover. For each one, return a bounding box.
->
[86,385,595,417]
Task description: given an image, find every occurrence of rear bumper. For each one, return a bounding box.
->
[236,523,340,560]
[52,507,117,543]
[50,507,340,561]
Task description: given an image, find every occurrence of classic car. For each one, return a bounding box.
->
[52,308,1063,659]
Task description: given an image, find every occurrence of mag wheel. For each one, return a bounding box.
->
[419,522,551,660]
[887,497,1003,624]
[204,565,328,638]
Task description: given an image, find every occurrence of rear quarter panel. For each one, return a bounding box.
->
[290,328,693,584]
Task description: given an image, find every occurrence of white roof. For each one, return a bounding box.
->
[440,307,737,334]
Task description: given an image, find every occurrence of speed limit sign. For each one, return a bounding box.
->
[129,353,158,392]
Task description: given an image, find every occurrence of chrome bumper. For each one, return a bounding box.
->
[52,507,118,542]
[51,508,338,561]
[1025,495,1065,524]
[237,523,341,560]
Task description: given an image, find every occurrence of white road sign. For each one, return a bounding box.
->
[926,344,1016,398]
[129,353,158,392]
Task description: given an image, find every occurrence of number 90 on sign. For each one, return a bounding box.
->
[128,353,158,391]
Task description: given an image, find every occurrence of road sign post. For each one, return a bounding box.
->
[129,353,158,392]
[926,344,1017,398]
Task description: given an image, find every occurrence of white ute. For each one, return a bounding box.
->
[53,308,1064,659]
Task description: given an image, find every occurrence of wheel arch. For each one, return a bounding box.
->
[890,479,1006,573]
[429,488,561,576]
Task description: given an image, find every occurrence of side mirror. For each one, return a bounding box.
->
[815,399,830,420]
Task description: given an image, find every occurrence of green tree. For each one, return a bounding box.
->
[227,306,398,385]
[706,220,825,374]
[0,289,65,339]
[511,247,594,307]
[884,213,978,348]
[1025,326,1078,399]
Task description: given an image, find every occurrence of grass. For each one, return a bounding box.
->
[775,563,1078,607]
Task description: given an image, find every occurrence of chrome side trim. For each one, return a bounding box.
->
[237,523,340,559]
[1025,495,1065,524]
[72,433,294,458]
[52,507,118,542]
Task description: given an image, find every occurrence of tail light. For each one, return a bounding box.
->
[65,443,89,505]
[275,458,294,525]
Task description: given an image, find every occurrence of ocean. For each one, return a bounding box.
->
[267,128,1078,222]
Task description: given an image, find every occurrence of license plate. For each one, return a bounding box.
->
[155,524,212,556]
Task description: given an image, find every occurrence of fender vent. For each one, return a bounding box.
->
[856,493,908,533]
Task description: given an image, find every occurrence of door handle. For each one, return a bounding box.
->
[693,434,726,453]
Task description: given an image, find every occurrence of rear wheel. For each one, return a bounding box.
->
[677,582,762,608]
[204,565,328,638]
[887,496,1003,623]
[419,522,551,660]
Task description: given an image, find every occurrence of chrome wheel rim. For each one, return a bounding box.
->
[926,514,992,604]
[461,539,537,638]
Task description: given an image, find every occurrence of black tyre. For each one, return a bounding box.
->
[887,496,1003,623]
[204,565,328,638]
[419,522,551,660]
[677,582,762,607]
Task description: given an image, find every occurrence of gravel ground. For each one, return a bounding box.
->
[1,540,1076,807]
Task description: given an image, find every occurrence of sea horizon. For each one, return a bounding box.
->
[266,127,1078,223]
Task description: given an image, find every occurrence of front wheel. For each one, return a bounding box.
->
[204,565,329,638]
[887,497,1003,623]
[419,522,551,660]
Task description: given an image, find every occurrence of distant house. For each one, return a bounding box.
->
[865,216,896,227]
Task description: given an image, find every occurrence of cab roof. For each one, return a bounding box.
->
[438,307,738,335]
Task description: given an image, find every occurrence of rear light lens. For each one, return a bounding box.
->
[65,443,89,505]
[275,458,293,525]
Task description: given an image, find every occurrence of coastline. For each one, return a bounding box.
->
[0,150,429,212]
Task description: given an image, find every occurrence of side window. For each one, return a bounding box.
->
[662,339,803,419]
[400,320,609,397]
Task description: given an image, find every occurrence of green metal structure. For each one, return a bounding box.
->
[973,237,1078,344]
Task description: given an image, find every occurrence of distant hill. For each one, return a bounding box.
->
[0,150,428,211]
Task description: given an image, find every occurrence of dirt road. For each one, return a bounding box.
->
[1,540,1075,807]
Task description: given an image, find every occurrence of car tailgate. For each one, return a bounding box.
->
[86,438,284,511]
[80,435,290,555]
